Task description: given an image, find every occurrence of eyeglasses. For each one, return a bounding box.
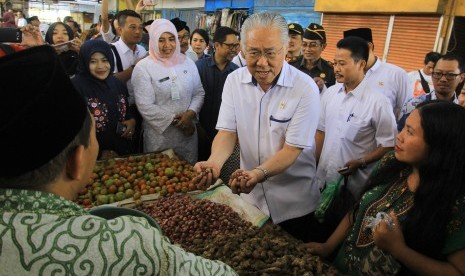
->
[245,47,284,61]
[221,42,240,50]
[432,72,461,80]
[178,34,190,41]
[302,42,322,48]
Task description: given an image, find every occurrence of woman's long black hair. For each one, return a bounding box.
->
[45,22,75,45]
[358,100,465,260]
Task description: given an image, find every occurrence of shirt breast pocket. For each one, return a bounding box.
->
[344,119,372,142]
[270,115,292,133]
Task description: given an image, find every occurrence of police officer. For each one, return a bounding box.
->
[290,23,335,92]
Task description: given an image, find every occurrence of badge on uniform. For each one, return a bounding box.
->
[378,81,384,86]
[320,73,326,79]
[171,81,180,100]
[279,102,286,109]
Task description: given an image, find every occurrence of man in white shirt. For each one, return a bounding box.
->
[110,10,147,154]
[407,51,441,97]
[343,28,410,117]
[111,9,147,104]
[194,12,324,242]
[316,36,396,206]
[16,11,27,27]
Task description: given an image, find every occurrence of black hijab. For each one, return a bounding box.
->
[77,39,115,79]
[73,40,133,156]
[74,39,123,98]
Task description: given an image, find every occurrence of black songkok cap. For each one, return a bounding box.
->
[288,23,303,35]
[0,45,87,177]
[303,23,326,42]
[170,17,187,32]
[343,27,373,43]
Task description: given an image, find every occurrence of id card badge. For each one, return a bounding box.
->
[171,81,180,100]
[170,70,180,100]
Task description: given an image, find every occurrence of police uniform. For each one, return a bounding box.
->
[290,56,336,87]
[290,23,336,87]
[285,23,303,63]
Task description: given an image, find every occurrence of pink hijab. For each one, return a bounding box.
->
[149,19,186,67]
[1,12,17,28]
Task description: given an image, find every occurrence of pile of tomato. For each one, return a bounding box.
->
[75,153,202,208]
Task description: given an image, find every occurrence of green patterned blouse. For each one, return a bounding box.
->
[0,188,237,275]
[334,152,465,275]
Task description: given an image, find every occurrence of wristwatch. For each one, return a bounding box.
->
[255,167,269,182]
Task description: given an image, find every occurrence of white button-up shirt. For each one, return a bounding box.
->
[316,78,397,198]
[112,39,147,104]
[101,27,118,43]
[216,62,321,224]
[364,58,410,116]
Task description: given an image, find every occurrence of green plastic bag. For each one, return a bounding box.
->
[315,176,345,223]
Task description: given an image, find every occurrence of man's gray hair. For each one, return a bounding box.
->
[240,12,289,50]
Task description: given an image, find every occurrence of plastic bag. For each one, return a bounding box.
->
[315,176,344,223]
[364,211,394,229]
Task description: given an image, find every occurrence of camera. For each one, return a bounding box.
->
[0,28,22,43]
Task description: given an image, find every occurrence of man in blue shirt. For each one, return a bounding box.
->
[196,27,240,161]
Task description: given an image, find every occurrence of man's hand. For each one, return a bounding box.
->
[228,169,261,194]
[338,159,364,176]
[20,24,44,48]
[135,0,146,13]
[192,161,221,189]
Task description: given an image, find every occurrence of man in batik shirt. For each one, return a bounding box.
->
[0,46,236,275]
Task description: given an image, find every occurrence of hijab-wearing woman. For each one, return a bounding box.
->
[45,22,82,76]
[0,12,16,28]
[305,101,465,275]
[132,19,204,164]
[72,40,136,159]
[190,29,210,60]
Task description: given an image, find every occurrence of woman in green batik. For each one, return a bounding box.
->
[304,101,465,275]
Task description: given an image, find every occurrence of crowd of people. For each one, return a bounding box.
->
[1,4,465,275]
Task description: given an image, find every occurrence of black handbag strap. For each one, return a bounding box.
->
[418,70,431,94]
[110,44,124,73]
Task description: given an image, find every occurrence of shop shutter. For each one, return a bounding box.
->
[321,14,390,63]
[386,15,441,71]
